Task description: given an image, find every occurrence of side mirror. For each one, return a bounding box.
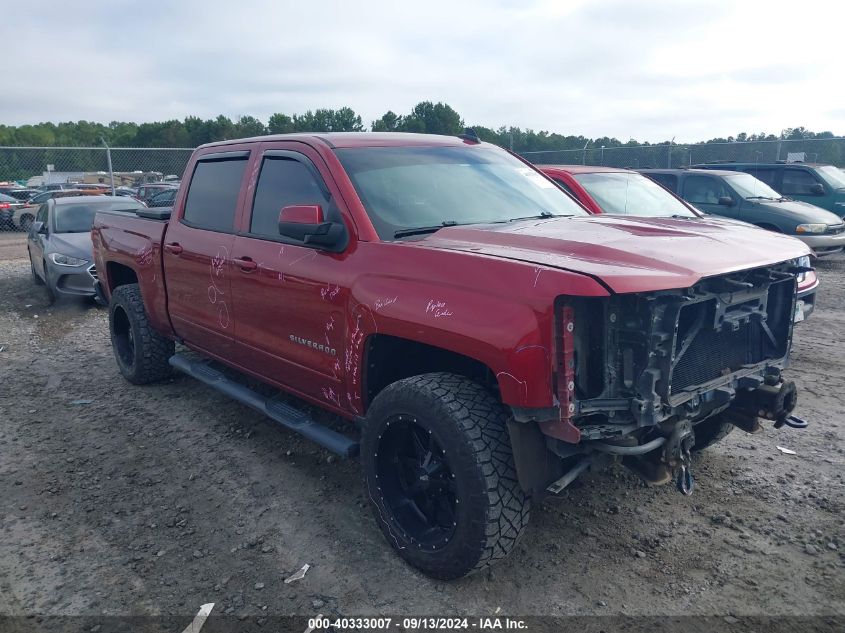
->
[31,221,46,234]
[278,204,346,251]
[718,196,734,207]
[810,183,825,196]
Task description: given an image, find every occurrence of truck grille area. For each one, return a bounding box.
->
[670,311,753,393]
[566,263,797,431]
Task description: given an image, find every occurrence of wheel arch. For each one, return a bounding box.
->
[360,332,552,412]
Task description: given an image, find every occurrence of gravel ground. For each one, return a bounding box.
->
[0,230,843,621]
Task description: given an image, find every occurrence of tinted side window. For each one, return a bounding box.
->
[250,157,331,237]
[683,176,728,203]
[647,173,678,192]
[743,167,777,187]
[552,178,576,195]
[183,157,248,232]
[782,169,819,195]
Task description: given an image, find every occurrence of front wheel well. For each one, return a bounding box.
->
[106,262,139,291]
[363,334,497,409]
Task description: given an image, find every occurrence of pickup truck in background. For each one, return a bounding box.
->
[93,132,810,580]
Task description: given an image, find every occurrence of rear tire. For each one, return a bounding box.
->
[361,373,530,580]
[109,283,174,384]
[692,413,734,451]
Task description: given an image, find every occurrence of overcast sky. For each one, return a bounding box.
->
[3,0,842,142]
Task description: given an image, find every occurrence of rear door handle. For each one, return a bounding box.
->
[164,243,183,255]
[232,257,258,271]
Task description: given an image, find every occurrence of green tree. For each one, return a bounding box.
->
[268,113,295,134]
[234,115,267,137]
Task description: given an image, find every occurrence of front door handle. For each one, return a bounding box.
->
[164,242,183,255]
[232,257,258,272]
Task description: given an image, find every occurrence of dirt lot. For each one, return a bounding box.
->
[0,229,843,622]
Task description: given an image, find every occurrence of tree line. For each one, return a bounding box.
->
[0,102,842,167]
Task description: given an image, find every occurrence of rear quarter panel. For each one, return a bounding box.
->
[92,212,172,335]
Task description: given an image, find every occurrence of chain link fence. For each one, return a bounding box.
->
[1,138,843,189]
[0,147,194,188]
[520,137,845,169]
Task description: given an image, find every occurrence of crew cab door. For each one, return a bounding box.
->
[162,148,251,358]
[229,143,352,412]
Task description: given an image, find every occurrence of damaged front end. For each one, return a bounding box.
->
[511,261,807,498]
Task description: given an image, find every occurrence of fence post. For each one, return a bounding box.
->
[101,137,115,195]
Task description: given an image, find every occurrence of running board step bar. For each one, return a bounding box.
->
[169,354,359,458]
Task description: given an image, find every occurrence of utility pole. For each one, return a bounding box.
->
[667,136,675,168]
[582,140,589,165]
[101,137,115,195]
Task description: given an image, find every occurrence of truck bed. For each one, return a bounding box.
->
[91,210,171,335]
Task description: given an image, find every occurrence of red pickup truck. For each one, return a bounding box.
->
[92,132,810,580]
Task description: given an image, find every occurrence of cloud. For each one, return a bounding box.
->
[1,0,841,142]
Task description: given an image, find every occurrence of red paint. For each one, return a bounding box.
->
[92,134,811,442]
[280,204,324,224]
[541,165,817,293]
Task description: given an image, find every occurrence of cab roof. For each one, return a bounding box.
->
[199,132,484,151]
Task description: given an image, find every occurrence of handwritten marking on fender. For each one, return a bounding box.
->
[374,296,398,311]
[497,371,529,400]
[425,299,453,318]
[533,267,542,287]
[321,284,340,302]
[136,245,153,266]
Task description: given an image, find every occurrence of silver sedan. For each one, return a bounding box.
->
[27,196,145,301]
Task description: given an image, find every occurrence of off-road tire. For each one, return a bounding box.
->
[692,413,734,451]
[109,283,174,384]
[361,373,530,580]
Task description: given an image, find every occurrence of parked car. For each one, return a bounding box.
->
[541,165,818,320]
[0,187,38,201]
[540,165,701,217]
[136,183,178,203]
[27,196,145,301]
[93,132,810,580]
[13,189,99,231]
[114,186,141,198]
[72,183,112,194]
[146,187,176,207]
[692,161,845,217]
[0,193,25,229]
[640,168,845,257]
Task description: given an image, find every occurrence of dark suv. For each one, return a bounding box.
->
[692,162,845,217]
[640,168,845,257]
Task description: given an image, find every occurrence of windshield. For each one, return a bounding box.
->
[54,200,144,233]
[335,145,587,238]
[724,173,782,199]
[816,165,845,190]
[574,172,695,217]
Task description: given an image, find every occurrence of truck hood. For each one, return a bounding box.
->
[418,215,810,294]
[48,232,94,259]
